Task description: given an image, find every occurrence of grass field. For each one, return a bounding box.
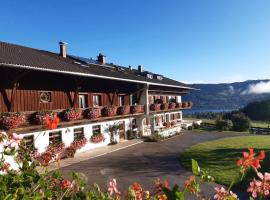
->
[180,136,270,187]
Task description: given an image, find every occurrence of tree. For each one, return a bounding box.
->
[231,113,250,132]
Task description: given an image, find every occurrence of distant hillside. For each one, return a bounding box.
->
[182,80,270,111]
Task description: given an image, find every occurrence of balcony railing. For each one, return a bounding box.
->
[149,101,192,113]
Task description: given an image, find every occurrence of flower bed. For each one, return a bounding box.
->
[31,110,56,125]
[0,113,26,130]
[150,104,161,111]
[160,103,169,110]
[117,105,130,115]
[130,105,144,114]
[102,106,118,117]
[61,109,81,121]
[169,102,176,109]
[90,134,105,143]
[84,108,101,119]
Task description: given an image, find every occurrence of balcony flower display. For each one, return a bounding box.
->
[31,110,56,125]
[117,105,130,115]
[131,105,144,114]
[64,146,77,158]
[160,103,169,110]
[169,102,176,109]
[46,142,65,156]
[0,112,26,130]
[70,137,87,150]
[102,106,118,117]
[84,108,101,119]
[176,102,182,108]
[90,133,105,144]
[182,102,188,108]
[150,104,161,111]
[61,109,81,121]
[163,122,171,129]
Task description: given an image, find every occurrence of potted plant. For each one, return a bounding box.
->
[83,108,101,119]
[0,112,26,130]
[150,104,161,111]
[160,103,169,110]
[130,105,144,114]
[64,146,77,158]
[117,105,130,115]
[71,137,87,150]
[171,121,176,127]
[188,101,193,108]
[90,133,105,143]
[176,102,182,108]
[102,106,118,117]
[31,110,55,125]
[61,109,81,121]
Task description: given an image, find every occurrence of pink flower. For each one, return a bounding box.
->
[60,179,72,189]
[8,133,23,149]
[214,187,238,200]
[108,179,121,196]
[247,172,270,198]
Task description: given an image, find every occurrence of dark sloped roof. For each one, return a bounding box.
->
[0,41,192,89]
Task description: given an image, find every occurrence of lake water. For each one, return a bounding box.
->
[183,109,235,114]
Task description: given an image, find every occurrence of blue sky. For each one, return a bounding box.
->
[1,0,270,83]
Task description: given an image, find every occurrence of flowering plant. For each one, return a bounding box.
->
[117,105,130,115]
[160,103,169,110]
[61,109,81,121]
[84,108,101,119]
[188,101,193,108]
[163,122,171,129]
[176,102,182,108]
[90,134,105,143]
[169,102,176,109]
[171,121,176,127]
[31,110,55,125]
[0,112,26,130]
[102,106,118,117]
[181,102,188,108]
[150,104,161,111]
[70,137,87,150]
[130,105,144,114]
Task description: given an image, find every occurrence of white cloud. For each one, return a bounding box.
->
[242,81,270,94]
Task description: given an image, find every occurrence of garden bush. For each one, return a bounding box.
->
[215,119,233,131]
[231,113,251,132]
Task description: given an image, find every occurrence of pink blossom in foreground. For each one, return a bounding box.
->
[247,172,270,198]
[108,179,121,196]
[214,187,238,200]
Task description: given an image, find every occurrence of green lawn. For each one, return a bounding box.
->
[251,121,270,128]
[180,136,270,187]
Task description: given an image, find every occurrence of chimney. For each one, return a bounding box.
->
[97,53,106,64]
[59,41,68,58]
[138,65,144,73]
[129,65,133,70]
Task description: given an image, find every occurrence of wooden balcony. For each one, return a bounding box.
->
[149,101,192,114]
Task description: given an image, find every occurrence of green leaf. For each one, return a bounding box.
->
[191,159,200,176]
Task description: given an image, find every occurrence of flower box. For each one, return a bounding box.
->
[0,113,26,130]
[176,103,182,108]
[31,110,56,125]
[46,142,65,156]
[61,109,81,121]
[84,108,101,119]
[163,122,171,129]
[64,146,76,158]
[150,104,161,111]
[117,105,130,115]
[160,103,169,110]
[130,105,144,114]
[187,101,193,108]
[169,102,176,109]
[182,102,188,108]
[70,138,87,150]
[171,121,176,127]
[90,134,105,144]
[102,106,118,117]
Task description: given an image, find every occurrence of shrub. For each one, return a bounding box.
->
[150,104,161,111]
[160,103,169,110]
[117,105,130,115]
[102,106,117,117]
[193,123,200,129]
[169,102,176,109]
[61,109,81,121]
[130,105,144,114]
[83,108,101,119]
[0,113,26,130]
[231,113,251,132]
[31,110,55,125]
[215,119,233,131]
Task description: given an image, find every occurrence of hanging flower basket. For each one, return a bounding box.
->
[150,104,161,111]
[182,102,188,108]
[169,102,176,109]
[84,108,101,119]
[160,103,169,110]
[117,106,130,115]
[31,110,56,125]
[61,109,81,121]
[90,134,105,143]
[102,106,118,117]
[130,105,144,114]
[0,113,26,130]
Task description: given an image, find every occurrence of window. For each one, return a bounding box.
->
[131,94,138,105]
[39,91,52,103]
[170,113,175,121]
[74,127,84,140]
[79,94,88,108]
[49,131,62,144]
[92,125,101,136]
[93,95,102,107]
[165,114,170,122]
[24,135,34,148]
[118,95,125,106]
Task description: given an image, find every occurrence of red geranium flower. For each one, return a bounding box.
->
[237,148,265,170]
[60,179,72,189]
[46,116,60,130]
